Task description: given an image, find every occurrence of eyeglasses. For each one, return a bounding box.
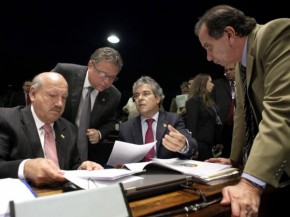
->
[133,91,154,100]
[91,61,118,82]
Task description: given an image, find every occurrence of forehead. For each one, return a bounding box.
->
[199,24,214,47]
[135,83,152,92]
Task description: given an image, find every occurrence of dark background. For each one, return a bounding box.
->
[0,0,288,111]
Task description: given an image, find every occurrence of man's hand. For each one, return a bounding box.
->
[79,161,104,170]
[162,124,187,152]
[221,178,262,217]
[86,128,101,144]
[24,158,65,186]
[205,157,231,165]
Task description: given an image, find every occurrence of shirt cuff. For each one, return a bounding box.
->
[242,172,267,189]
[18,159,30,179]
[178,139,189,154]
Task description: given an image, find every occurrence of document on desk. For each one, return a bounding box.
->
[0,178,36,217]
[63,168,141,181]
[124,158,239,185]
[64,173,143,190]
[107,140,156,166]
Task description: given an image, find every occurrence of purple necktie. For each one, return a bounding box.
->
[144,118,155,161]
[43,124,59,166]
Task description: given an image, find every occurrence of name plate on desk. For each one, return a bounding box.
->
[10,183,132,217]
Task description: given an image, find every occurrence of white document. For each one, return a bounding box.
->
[0,178,36,217]
[107,140,156,166]
[64,173,143,190]
[176,94,188,109]
[63,168,140,181]
[125,158,233,178]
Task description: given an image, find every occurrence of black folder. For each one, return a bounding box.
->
[122,164,194,201]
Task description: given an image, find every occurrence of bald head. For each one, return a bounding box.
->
[30,72,69,124]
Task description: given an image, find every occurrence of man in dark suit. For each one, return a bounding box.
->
[52,47,123,163]
[119,76,197,161]
[8,79,32,107]
[212,64,235,158]
[0,72,103,186]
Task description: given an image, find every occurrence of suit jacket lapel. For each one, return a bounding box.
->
[132,117,143,144]
[156,112,168,150]
[70,68,86,121]
[21,107,44,158]
[53,121,67,169]
[90,90,108,124]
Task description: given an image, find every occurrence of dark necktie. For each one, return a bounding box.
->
[43,124,59,166]
[144,118,155,162]
[240,65,258,164]
[78,86,94,161]
[26,94,31,106]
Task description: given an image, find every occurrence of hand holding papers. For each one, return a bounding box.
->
[107,140,156,166]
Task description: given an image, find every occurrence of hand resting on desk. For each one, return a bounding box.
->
[24,158,103,186]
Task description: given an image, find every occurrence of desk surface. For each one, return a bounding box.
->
[33,179,237,217]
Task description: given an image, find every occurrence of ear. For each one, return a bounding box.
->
[224,26,236,45]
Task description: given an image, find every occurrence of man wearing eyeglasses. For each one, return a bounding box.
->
[118,76,197,161]
[52,47,123,164]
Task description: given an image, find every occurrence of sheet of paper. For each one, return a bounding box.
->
[176,94,188,109]
[107,140,156,166]
[0,178,36,217]
[151,158,232,177]
[63,168,139,181]
[64,173,143,190]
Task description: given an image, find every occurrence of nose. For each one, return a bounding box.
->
[207,52,213,61]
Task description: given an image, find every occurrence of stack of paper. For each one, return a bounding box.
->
[124,158,239,185]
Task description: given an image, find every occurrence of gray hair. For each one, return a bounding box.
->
[195,5,256,39]
[132,76,165,104]
[90,47,123,71]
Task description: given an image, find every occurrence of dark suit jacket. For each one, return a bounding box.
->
[118,111,197,160]
[52,63,121,140]
[0,106,81,179]
[8,91,26,107]
[185,96,222,160]
[212,77,232,123]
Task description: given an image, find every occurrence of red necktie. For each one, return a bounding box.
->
[43,124,59,166]
[144,118,155,161]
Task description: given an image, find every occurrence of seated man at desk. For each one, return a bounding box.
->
[0,72,103,186]
[118,76,197,160]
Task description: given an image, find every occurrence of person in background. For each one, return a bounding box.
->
[169,81,189,113]
[0,72,103,187]
[52,47,123,163]
[212,64,236,158]
[195,5,290,216]
[8,79,32,107]
[185,73,222,161]
[123,96,139,119]
[118,76,197,161]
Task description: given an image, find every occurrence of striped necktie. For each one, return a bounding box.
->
[43,124,59,166]
[240,64,258,164]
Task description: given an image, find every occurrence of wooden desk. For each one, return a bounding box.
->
[33,180,237,217]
